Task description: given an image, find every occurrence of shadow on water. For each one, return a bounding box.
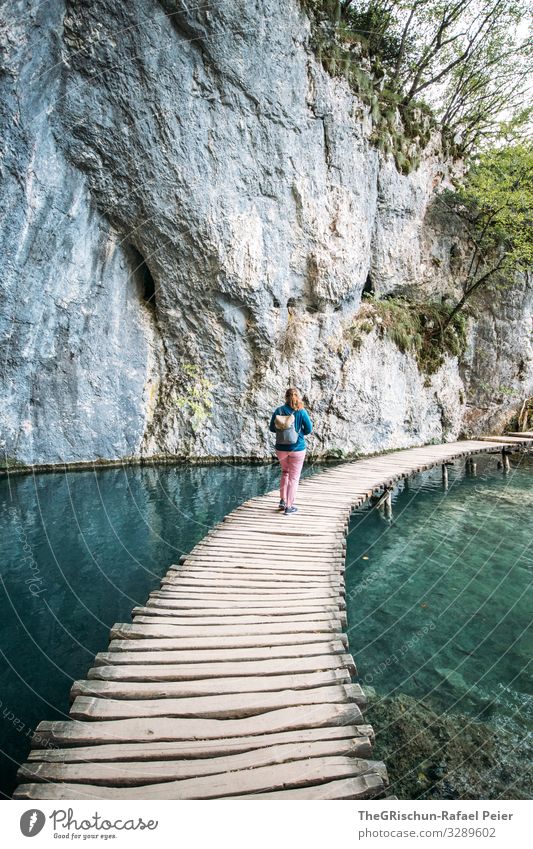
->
[345,452,533,799]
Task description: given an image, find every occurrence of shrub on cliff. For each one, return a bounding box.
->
[348,295,470,374]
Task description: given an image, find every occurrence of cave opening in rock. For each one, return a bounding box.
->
[130,246,156,309]
[363,273,374,296]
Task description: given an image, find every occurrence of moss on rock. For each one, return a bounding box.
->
[366,688,533,800]
[347,295,469,375]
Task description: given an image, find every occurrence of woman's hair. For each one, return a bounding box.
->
[285,386,304,410]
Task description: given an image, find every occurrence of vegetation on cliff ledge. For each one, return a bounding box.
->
[348,294,470,374]
[302,3,532,344]
[303,1,532,169]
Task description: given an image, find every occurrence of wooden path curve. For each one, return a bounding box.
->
[14,434,532,800]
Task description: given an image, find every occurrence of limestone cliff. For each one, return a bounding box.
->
[1,0,531,466]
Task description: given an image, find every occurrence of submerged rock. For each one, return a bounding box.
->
[366,689,533,800]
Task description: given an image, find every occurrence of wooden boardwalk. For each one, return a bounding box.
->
[14,434,532,800]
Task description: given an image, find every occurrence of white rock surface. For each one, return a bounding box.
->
[0,0,531,466]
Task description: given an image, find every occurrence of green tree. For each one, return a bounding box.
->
[326,1,532,152]
[439,142,533,327]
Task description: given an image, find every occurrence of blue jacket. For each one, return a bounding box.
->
[269,404,313,452]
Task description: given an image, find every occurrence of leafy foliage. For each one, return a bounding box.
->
[348,294,470,373]
[303,1,532,158]
[438,142,533,325]
[302,1,437,170]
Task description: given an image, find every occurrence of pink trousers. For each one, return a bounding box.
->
[276,449,306,508]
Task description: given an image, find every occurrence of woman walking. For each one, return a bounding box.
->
[269,387,313,515]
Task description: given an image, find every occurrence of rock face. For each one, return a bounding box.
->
[461,273,533,436]
[1,0,531,466]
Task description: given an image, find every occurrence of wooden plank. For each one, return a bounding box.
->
[478,435,526,443]
[190,533,345,543]
[148,594,344,608]
[112,621,344,639]
[162,576,342,588]
[208,528,344,548]
[183,555,345,568]
[131,614,346,630]
[132,600,346,626]
[71,669,351,700]
[174,560,345,573]
[94,640,347,666]
[274,496,360,505]
[236,510,354,516]
[157,580,344,592]
[154,586,345,599]
[150,595,344,609]
[232,773,384,799]
[106,633,349,651]
[150,588,344,601]
[172,568,344,585]
[158,579,345,593]
[156,590,344,602]
[14,756,386,799]
[222,527,348,537]
[226,503,349,513]
[94,640,349,665]
[239,499,352,510]
[215,516,347,526]
[148,597,344,611]
[179,556,345,569]
[155,587,342,602]
[109,621,343,640]
[220,518,347,530]
[180,552,345,561]
[184,538,346,549]
[187,545,345,557]
[188,536,345,548]
[191,537,345,548]
[204,539,344,549]
[168,569,344,581]
[223,505,348,515]
[69,683,366,720]
[19,742,384,787]
[132,612,344,626]
[180,552,345,564]
[235,508,352,519]
[167,566,343,591]
[87,653,356,681]
[208,531,343,542]
[137,608,347,623]
[27,726,372,763]
[170,576,343,589]
[31,703,367,747]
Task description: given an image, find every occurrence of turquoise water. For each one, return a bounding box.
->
[346,452,532,796]
[0,461,323,798]
[1,453,531,799]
